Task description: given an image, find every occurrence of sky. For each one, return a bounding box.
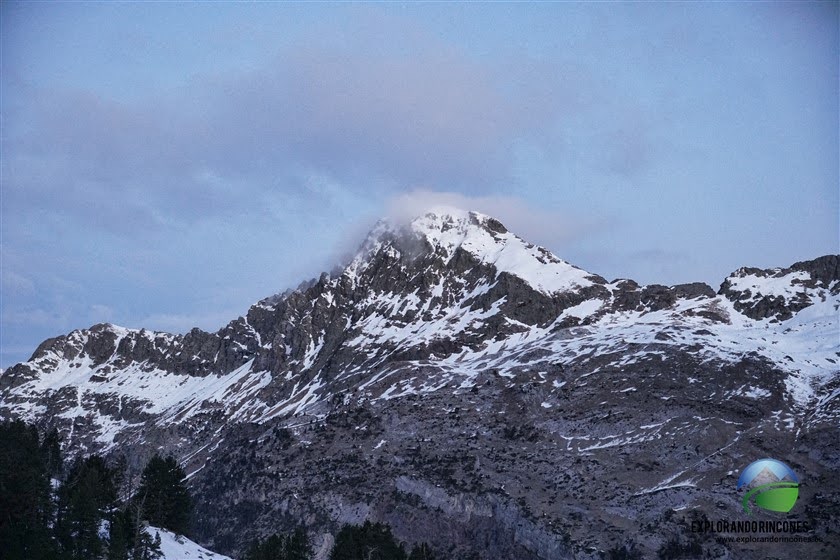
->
[1,2,837,368]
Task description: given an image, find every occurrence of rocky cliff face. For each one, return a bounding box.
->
[718,255,839,321]
[2,209,839,559]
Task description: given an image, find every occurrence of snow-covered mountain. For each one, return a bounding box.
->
[2,209,839,559]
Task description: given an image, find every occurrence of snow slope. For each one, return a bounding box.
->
[1,209,837,459]
[149,526,233,560]
[409,209,595,294]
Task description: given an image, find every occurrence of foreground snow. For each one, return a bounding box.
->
[148,526,233,560]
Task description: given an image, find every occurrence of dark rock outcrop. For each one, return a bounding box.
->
[719,255,838,321]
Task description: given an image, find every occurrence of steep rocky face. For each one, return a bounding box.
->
[718,254,839,321]
[2,209,839,560]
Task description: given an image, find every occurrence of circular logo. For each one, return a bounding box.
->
[737,458,799,515]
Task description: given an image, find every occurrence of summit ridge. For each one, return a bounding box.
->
[1,209,838,559]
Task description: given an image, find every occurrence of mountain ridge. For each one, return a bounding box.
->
[13,210,833,385]
[2,209,839,559]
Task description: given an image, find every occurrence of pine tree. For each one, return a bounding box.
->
[107,507,131,560]
[244,533,284,560]
[129,527,163,560]
[135,455,192,535]
[0,420,55,560]
[407,543,435,560]
[113,490,162,560]
[111,455,128,497]
[56,455,119,560]
[329,521,406,560]
[148,530,163,559]
[285,527,313,560]
[244,528,312,560]
[40,426,64,479]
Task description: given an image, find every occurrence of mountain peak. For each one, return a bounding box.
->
[2,214,838,559]
[361,208,499,245]
[349,208,597,296]
[408,208,505,243]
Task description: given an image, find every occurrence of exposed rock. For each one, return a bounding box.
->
[1,211,838,560]
[719,256,838,321]
[671,282,716,299]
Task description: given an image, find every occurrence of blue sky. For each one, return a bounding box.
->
[1,2,837,368]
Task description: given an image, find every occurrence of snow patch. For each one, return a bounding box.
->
[148,526,233,560]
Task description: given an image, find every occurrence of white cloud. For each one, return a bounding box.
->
[384,189,599,251]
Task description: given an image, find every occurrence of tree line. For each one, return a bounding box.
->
[0,420,190,560]
[245,521,436,560]
[2,420,437,560]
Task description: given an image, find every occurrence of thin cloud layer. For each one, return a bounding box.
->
[4,32,567,239]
